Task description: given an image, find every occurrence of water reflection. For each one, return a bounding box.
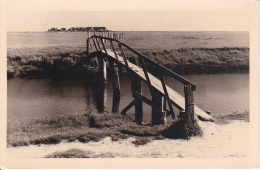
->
[91,83,107,113]
[8,74,249,122]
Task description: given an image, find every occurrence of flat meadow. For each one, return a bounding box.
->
[7,31,249,77]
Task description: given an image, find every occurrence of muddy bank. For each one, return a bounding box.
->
[7,47,249,79]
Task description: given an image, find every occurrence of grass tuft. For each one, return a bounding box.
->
[161,119,202,139]
[132,137,152,145]
[46,149,94,158]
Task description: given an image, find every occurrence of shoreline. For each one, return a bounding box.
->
[6,119,249,158]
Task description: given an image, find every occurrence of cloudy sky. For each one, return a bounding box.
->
[2,0,251,32]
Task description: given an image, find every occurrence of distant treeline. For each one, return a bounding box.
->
[48,27,109,32]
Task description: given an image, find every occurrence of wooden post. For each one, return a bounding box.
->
[109,60,120,114]
[132,77,143,124]
[184,85,195,124]
[104,33,107,44]
[98,56,107,84]
[86,32,90,54]
[151,89,166,125]
[86,38,89,55]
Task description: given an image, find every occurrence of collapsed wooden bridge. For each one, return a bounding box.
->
[84,34,214,124]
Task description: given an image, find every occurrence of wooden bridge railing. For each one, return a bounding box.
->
[86,35,197,125]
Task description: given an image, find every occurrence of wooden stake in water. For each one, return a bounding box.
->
[109,60,120,114]
[98,55,107,84]
[132,77,143,124]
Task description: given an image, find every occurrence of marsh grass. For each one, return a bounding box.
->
[7,47,249,78]
[7,111,202,147]
[124,47,249,74]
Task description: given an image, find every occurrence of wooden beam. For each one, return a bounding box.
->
[138,56,153,95]
[110,40,119,62]
[91,37,98,51]
[100,37,108,55]
[157,66,175,119]
[118,43,129,69]
[121,99,135,115]
[95,37,102,51]
[134,92,152,106]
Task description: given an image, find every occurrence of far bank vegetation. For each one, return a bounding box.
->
[7,47,249,78]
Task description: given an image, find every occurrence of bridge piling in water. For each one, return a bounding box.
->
[151,89,166,125]
[109,59,121,114]
[184,85,195,124]
[131,77,143,124]
[97,55,107,84]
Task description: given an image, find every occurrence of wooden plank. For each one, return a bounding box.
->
[105,49,214,122]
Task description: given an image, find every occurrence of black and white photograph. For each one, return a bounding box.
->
[0,0,258,169]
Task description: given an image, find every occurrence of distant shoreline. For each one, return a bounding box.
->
[47,27,110,32]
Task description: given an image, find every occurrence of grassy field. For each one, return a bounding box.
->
[7,111,203,147]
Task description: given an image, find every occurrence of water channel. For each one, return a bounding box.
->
[8,73,249,122]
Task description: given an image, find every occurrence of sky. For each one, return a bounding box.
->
[2,1,252,32]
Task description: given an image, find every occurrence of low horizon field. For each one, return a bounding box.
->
[7,31,249,77]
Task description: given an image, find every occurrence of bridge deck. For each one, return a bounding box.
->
[105,49,214,121]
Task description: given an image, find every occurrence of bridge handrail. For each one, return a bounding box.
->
[87,35,196,91]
